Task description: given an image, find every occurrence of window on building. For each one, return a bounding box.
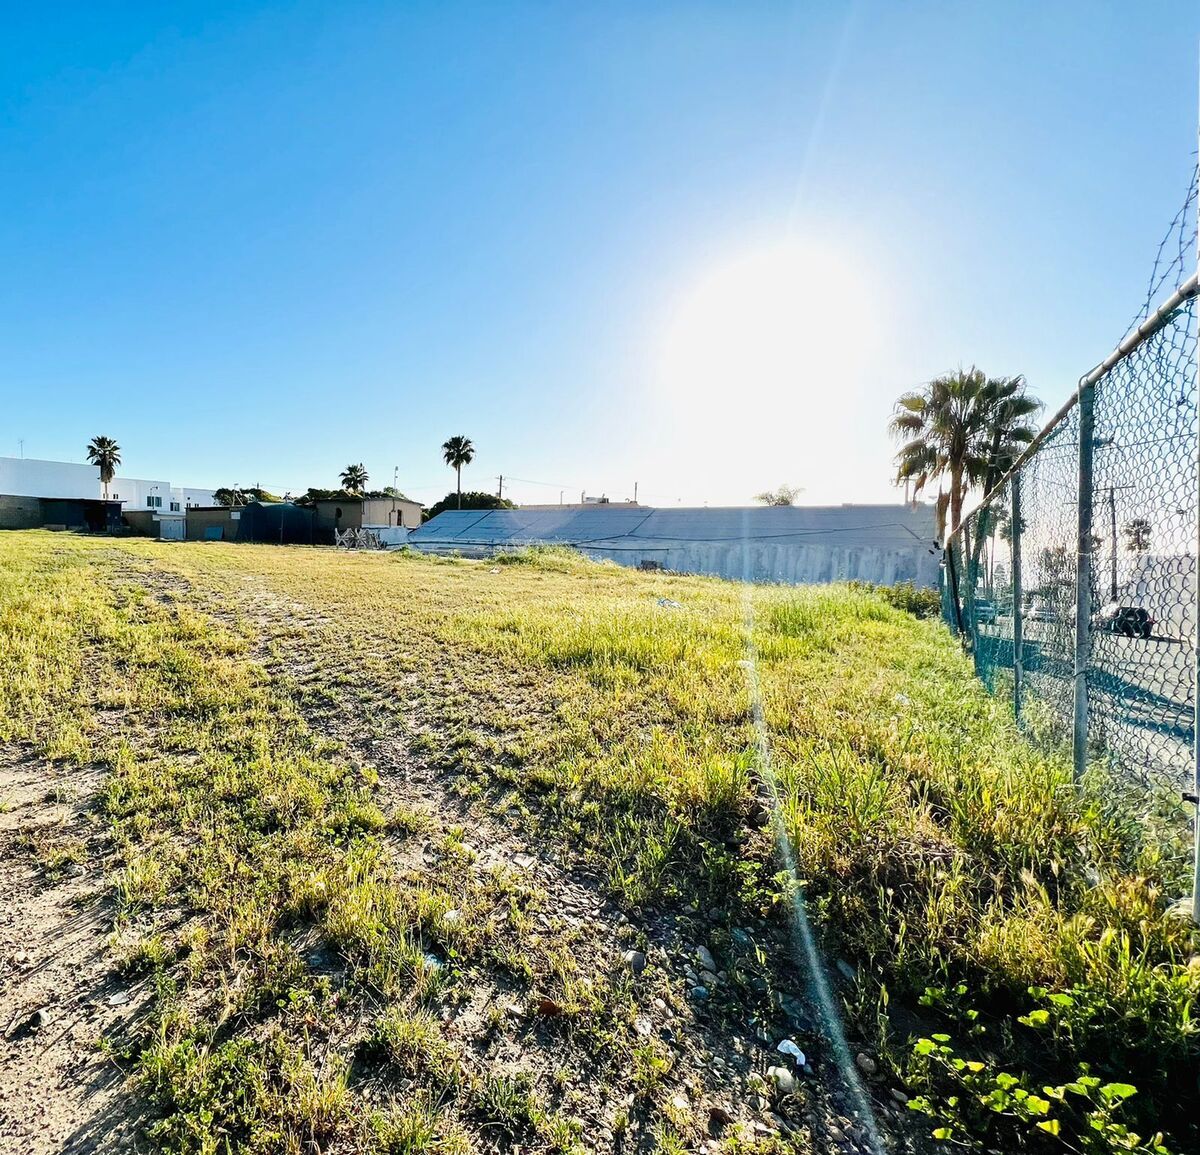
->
[170,501,181,512]
[147,495,162,508]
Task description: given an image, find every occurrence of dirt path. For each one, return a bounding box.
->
[0,750,146,1153]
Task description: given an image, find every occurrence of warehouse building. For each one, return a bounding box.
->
[408,503,940,586]
[0,456,216,535]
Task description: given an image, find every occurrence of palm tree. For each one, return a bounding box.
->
[890,368,1040,540]
[86,436,122,499]
[340,464,369,494]
[441,436,475,510]
[1123,518,1151,554]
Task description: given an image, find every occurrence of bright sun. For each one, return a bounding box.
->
[657,239,875,414]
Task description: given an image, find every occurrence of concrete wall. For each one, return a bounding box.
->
[313,499,360,540]
[185,507,240,541]
[110,475,175,512]
[315,497,423,538]
[373,526,411,546]
[361,497,422,529]
[573,540,941,586]
[0,494,43,529]
[173,486,218,508]
[123,509,185,538]
[0,458,216,514]
[0,494,121,532]
[0,458,100,500]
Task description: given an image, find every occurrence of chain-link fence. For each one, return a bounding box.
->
[944,172,1198,841]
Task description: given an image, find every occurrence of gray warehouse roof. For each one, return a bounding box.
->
[409,504,941,587]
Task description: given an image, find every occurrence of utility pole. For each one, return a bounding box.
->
[634,480,638,504]
[1103,484,1135,602]
[497,475,504,500]
[1109,485,1116,601]
[17,439,24,459]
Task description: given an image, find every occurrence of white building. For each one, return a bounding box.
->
[0,457,216,520]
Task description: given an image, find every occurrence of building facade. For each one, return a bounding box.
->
[0,456,216,533]
[313,496,422,543]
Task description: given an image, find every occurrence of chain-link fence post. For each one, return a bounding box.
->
[1012,475,1023,722]
[1193,155,1200,924]
[1073,380,1096,784]
[1193,387,1200,919]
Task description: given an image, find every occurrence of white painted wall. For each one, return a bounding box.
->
[0,457,99,499]
[173,486,217,508]
[110,475,176,511]
[0,457,216,514]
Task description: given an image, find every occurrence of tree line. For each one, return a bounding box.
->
[82,433,511,520]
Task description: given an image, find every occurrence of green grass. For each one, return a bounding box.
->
[0,531,1196,1154]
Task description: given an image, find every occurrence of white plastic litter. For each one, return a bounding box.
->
[776,1038,807,1066]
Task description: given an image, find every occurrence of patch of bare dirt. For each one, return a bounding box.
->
[0,748,148,1153]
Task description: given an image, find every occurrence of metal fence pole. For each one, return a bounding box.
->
[1073,380,1096,784]
[1193,150,1200,924]
[1012,476,1023,723]
[1193,373,1200,919]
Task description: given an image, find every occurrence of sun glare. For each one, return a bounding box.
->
[657,239,875,413]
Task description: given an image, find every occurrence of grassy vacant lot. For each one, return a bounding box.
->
[0,531,1196,1154]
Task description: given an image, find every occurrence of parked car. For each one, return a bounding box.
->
[1096,603,1154,639]
[974,598,997,624]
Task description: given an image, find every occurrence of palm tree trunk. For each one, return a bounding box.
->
[456,465,462,510]
[949,465,964,534]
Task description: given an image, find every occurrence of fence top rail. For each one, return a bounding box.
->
[946,271,1199,547]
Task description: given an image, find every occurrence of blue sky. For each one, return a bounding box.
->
[1,2,1196,506]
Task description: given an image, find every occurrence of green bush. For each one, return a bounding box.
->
[847,578,941,618]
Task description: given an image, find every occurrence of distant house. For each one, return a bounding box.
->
[313,496,422,544]
[409,503,941,587]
